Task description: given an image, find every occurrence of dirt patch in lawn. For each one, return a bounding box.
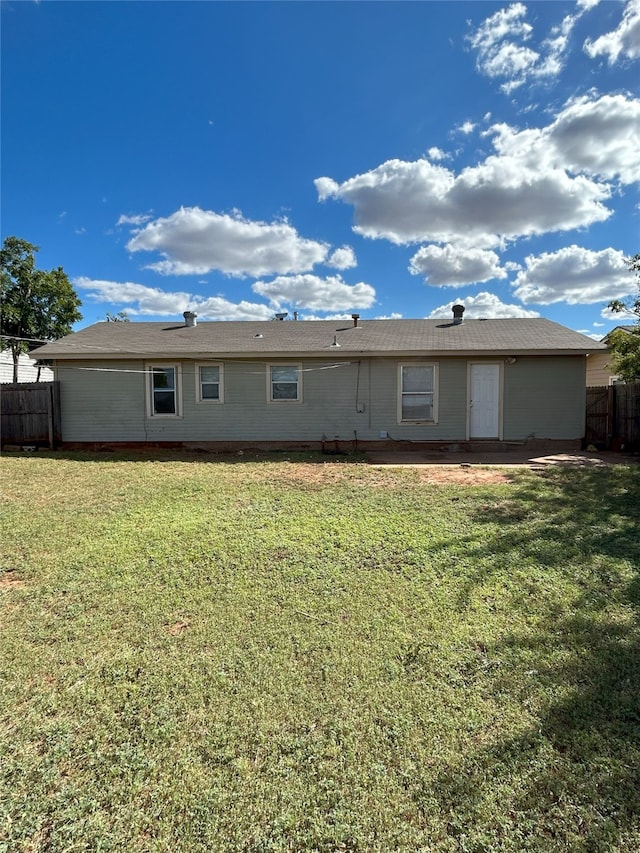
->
[411,466,512,485]
[256,460,514,487]
[166,620,189,635]
[0,571,26,592]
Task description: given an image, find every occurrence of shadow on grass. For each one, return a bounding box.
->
[427,467,640,851]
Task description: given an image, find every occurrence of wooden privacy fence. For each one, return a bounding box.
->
[0,382,61,449]
[2,380,639,453]
[586,382,640,451]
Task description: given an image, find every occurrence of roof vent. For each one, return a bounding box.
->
[452,304,465,325]
[351,313,360,328]
[183,311,198,327]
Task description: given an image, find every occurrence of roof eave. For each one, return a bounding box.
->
[40,346,604,360]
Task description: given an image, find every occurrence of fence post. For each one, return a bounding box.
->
[52,380,61,446]
[47,384,54,450]
[607,384,616,449]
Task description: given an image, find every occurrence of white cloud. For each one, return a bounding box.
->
[467,3,543,92]
[550,94,640,182]
[315,155,610,248]
[315,177,340,202]
[512,246,635,305]
[316,92,639,249]
[490,93,640,184]
[301,312,404,320]
[75,276,273,321]
[298,312,357,321]
[182,297,274,322]
[427,146,448,160]
[600,304,638,322]
[427,291,540,319]
[578,0,601,10]
[117,213,153,227]
[584,0,640,64]
[77,277,196,315]
[468,3,533,58]
[252,274,376,312]
[126,206,330,277]
[468,1,594,92]
[577,329,604,340]
[327,245,357,269]
[487,43,541,91]
[409,245,508,286]
[458,122,476,135]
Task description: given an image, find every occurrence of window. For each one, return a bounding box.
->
[148,364,181,416]
[398,363,437,423]
[268,364,301,402]
[197,363,223,403]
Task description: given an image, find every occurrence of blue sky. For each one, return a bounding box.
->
[2,0,639,339]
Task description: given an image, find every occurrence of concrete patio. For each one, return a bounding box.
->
[365,448,638,469]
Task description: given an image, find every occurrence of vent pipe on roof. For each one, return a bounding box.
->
[351,313,360,327]
[183,311,198,327]
[452,304,465,325]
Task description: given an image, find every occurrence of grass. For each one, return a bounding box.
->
[1,449,639,852]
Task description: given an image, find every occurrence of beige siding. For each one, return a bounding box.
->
[55,354,588,443]
[586,350,618,386]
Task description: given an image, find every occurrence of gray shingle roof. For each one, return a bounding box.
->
[33,317,606,360]
[602,325,638,342]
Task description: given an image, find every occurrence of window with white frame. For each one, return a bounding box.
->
[196,363,223,403]
[398,363,437,423]
[148,364,181,416]
[268,364,301,402]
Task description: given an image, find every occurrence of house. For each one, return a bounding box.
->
[31,307,606,451]
[0,349,54,383]
[585,326,636,386]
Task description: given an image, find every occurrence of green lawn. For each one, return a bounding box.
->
[1,451,639,852]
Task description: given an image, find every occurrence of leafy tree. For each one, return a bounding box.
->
[0,236,82,382]
[607,254,640,383]
[105,310,130,322]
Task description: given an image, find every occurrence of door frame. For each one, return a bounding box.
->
[467,361,504,440]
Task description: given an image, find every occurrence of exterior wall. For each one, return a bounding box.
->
[0,351,54,383]
[586,350,618,386]
[55,354,587,444]
[57,360,148,442]
[503,355,586,441]
[369,357,468,441]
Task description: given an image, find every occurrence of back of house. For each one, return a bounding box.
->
[30,307,605,451]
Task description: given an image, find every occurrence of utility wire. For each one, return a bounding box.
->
[47,361,355,377]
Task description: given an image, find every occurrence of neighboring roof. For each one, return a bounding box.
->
[32,317,607,361]
[601,324,638,343]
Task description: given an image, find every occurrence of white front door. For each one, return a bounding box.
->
[469,364,501,438]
